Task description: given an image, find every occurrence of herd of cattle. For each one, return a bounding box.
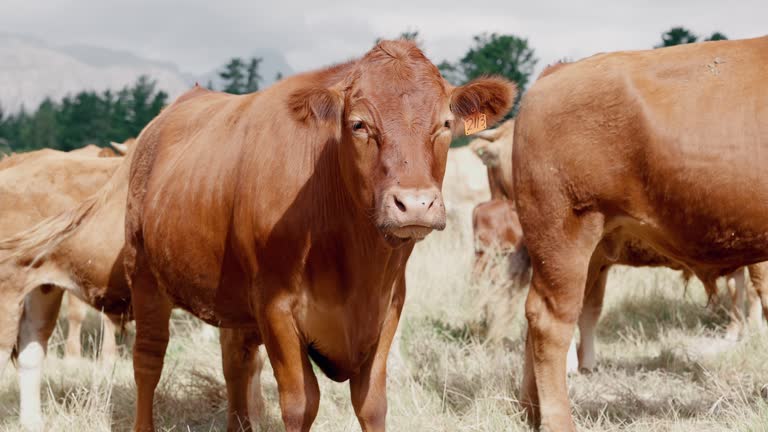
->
[0,36,766,432]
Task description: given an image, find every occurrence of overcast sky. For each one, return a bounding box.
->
[1,0,766,76]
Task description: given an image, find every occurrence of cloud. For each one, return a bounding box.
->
[1,0,765,78]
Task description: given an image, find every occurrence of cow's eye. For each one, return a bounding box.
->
[444,120,451,128]
[351,121,365,132]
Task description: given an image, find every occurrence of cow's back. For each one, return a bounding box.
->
[0,154,120,238]
[514,36,768,271]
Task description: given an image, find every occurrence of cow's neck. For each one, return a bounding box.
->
[292,138,410,342]
[301,137,392,254]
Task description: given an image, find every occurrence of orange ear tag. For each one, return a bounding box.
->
[464,112,487,135]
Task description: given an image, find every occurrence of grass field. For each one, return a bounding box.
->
[2,221,768,431]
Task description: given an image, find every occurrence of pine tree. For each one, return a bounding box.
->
[220,58,246,94]
[245,57,263,93]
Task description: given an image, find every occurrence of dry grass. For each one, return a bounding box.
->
[3,221,768,431]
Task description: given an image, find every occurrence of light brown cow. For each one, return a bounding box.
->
[61,140,135,361]
[0,150,121,430]
[123,40,516,431]
[470,76,763,371]
[513,36,768,430]
[2,142,133,366]
[0,144,269,431]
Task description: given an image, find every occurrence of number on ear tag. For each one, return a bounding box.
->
[464,112,487,135]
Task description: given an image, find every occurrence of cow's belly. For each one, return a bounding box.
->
[609,208,768,272]
[602,140,768,269]
[143,236,257,327]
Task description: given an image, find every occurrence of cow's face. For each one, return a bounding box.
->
[289,41,517,246]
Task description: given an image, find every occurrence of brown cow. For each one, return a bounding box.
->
[513,36,768,430]
[0,145,267,431]
[471,199,526,284]
[123,40,516,431]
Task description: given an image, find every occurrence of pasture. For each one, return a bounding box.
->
[1,218,767,431]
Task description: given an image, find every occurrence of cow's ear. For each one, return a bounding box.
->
[288,86,343,125]
[450,76,517,131]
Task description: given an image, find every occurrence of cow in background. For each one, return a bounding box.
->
[0,149,121,430]
[62,139,134,360]
[0,135,277,431]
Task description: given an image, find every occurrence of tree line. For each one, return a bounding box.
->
[0,77,168,153]
[0,26,725,154]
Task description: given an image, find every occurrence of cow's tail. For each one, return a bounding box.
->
[0,194,101,266]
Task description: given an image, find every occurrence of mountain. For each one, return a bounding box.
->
[0,33,190,113]
[0,33,295,114]
[188,49,293,91]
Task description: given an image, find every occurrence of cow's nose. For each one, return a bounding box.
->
[392,189,437,219]
[386,186,445,229]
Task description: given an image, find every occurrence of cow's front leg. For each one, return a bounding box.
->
[261,299,319,432]
[220,327,264,431]
[350,276,405,432]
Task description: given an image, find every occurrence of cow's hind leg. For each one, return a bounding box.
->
[99,313,118,363]
[64,293,87,358]
[745,264,767,332]
[220,327,265,432]
[748,263,768,332]
[128,252,172,432]
[520,212,603,432]
[17,285,64,432]
[577,266,608,373]
[725,268,747,341]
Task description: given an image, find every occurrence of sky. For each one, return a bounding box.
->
[1,0,766,77]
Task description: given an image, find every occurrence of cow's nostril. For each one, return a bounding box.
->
[394,196,406,212]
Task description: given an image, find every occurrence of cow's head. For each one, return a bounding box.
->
[289,40,516,246]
